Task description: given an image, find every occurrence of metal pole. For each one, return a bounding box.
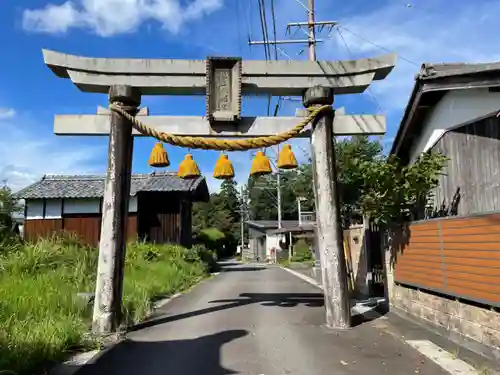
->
[270,146,283,230]
[277,168,282,229]
[240,185,245,250]
[298,198,303,226]
[308,0,317,61]
[92,85,140,335]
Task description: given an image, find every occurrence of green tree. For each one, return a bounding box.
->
[192,182,242,257]
[0,182,21,240]
[244,136,447,230]
[358,151,448,226]
[247,174,278,220]
[219,179,240,222]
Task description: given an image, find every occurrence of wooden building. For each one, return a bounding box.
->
[388,61,500,358]
[15,172,209,247]
[245,220,314,262]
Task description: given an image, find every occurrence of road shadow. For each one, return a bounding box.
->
[61,330,248,375]
[220,266,266,272]
[130,292,323,332]
[217,262,241,267]
[212,293,324,307]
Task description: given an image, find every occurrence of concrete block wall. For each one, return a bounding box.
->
[385,249,500,360]
[344,225,369,298]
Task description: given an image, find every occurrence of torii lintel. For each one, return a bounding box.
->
[42,49,396,97]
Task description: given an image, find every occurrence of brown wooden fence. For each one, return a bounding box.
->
[394,213,500,307]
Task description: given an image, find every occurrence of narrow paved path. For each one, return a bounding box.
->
[79,262,449,375]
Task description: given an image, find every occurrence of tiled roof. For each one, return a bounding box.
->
[391,59,500,158]
[246,220,301,229]
[419,61,500,80]
[14,172,208,200]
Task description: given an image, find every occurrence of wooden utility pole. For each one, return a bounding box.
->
[92,85,141,335]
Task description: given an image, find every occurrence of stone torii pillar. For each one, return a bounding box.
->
[42,49,396,333]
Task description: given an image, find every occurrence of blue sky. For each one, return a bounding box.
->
[0,0,498,193]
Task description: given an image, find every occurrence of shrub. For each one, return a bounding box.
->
[291,239,313,263]
[0,235,212,375]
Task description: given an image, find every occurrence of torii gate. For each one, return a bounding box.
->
[42,49,396,335]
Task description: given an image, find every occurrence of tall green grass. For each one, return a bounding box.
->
[0,234,214,375]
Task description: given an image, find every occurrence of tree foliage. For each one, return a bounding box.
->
[0,183,21,240]
[244,136,447,228]
[358,152,448,226]
[192,136,448,254]
[192,180,241,257]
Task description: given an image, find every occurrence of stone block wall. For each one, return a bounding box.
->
[385,249,500,360]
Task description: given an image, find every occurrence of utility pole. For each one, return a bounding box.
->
[248,0,337,61]
[240,185,246,250]
[248,0,351,328]
[276,146,282,229]
[250,147,282,229]
[307,0,316,61]
[297,197,304,225]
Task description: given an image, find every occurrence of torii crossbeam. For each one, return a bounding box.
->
[43,49,396,335]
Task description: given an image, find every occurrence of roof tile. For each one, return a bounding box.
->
[14,172,207,200]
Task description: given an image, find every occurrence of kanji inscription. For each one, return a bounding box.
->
[206,57,242,123]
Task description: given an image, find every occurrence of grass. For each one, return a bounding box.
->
[0,234,215,375]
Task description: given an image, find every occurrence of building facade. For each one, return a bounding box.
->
[15,172,209,247]
[389,61,500,359]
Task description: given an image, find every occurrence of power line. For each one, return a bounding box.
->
[256,0,273,116]
[257,0,270,60]
[270,0,279,60]
[337,25,420,67]
[235,1,244,56]
[336,28,384,114]
[245,0,254,53]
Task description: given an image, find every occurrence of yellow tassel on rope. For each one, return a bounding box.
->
[178,154,201,179]
[213,154,234,180]
[250,151,272,177]
[277,144,298,170]
[148,142,170,168]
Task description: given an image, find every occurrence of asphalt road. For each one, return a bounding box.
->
[77,262,449,375]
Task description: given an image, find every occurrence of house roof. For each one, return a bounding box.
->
[246,220,302,230]
[268,223,315,234]
[390,61,500,163]
[14,172,209,202]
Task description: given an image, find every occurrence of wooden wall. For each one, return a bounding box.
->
[394,213,500,307]
[24,192,193,247]
[430,115,500,217]
[24,219,62,242]
[137,192,192,246]
[24,215,138,247]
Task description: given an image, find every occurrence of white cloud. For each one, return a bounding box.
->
[0,110,106,192]
[0,107,16,120]
[319,0,500,112]
[22,0,223,36]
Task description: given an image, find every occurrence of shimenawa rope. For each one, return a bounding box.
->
[109,103,330,151]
